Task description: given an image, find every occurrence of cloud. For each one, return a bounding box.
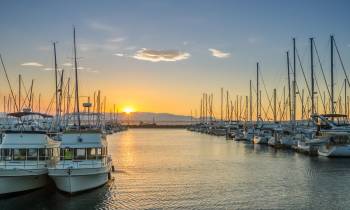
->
[133,48,190,62]
[208,49,230,58]
[108,37,126,43]
[43,67,63,71]
[21,62,44,67]
[89,21,114,32]
[62,63,72,66]
[113,53,124,57]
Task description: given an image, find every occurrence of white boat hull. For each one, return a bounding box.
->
[49,167,110,193]
[318,145,350,157]
[0,169,47,194]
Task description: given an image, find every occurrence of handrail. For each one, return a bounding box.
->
[54,157,110,169]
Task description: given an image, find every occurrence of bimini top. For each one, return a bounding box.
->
[7,111,53,118]
[320,114,348,118]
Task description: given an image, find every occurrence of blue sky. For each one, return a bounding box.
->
[0,0,350,116]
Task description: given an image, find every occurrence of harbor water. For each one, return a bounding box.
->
[1,129,350,209]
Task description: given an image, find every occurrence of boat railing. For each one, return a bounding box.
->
[0,160,48,169]
[56,156,110,169]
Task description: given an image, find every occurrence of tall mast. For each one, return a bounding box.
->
[293,38,296,122]
[273,88,277,122]
[330,35,335,114]
[245,96,248,121]
[249,80,252,122]
[220,87,223,122]
[53,42,59,120]
[310,38,315,114]
[345,79,347,115]
[287,51,291,121]
[38,93,41,113]
[256,62,259,121]
[73,27,81,128]
[18,74,21,112]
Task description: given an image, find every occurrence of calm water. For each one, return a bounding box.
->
[1,129,350,209]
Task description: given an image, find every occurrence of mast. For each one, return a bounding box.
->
[53,42,59,120]
[38,93,41,113]
[221,87,223,122]
[345,79,347,116]
[249,80,252,122]
[18,74,21,111]
[73,27,81,128]
[310,37,315,114]
[256,62,259,121]
[301,89,304,119]
[293,38,296,122]
[287,51,291,120]
[273,88,277,122]
[245,96,248,121]
[226,91,229,121]
[330,35,335,114]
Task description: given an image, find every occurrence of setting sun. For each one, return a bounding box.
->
[123,107,134,114]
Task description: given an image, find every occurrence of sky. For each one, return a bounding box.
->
[0,0,350,118]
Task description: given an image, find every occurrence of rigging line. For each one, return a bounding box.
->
[296,48,312,98]
[45,92,56,114]
[20,78,32,109]
[0,54,19,111]
[336,79,345,104]
[259,70,274,114]
[313,39,331,99]
[333,39,350,87]
[295,82,307,117]
[314,75,326,113]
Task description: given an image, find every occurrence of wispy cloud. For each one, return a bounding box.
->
[208,49,230,58]
[108,37,126,43]
[133,48,190,62]
[21,62,44,67]
[43,67,63,71]
[89,21,114,32]
[62,62,72,66]
[113,53,125,57]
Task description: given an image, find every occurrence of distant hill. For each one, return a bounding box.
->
[109,112,195,125]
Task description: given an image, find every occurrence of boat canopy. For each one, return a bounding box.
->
[7,112,53,118]
[320,114,347,118]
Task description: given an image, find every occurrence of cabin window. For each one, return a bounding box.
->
[5,149,12,160]
[1,149,13,161]
[27,149,38,161]
[96,148,102,159]
[47,149,53,160]
[87,148,96,159]
[61,148,73,160]
[74,149,86,160]
[13,149,26,161]
[39,148,47,160]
